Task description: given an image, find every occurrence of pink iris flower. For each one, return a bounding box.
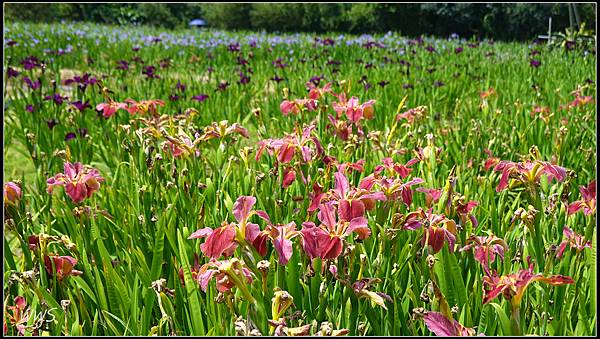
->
[374,157,420,179]
[124,98,165,115]
[44,255,83,281]
[493,160,568,192]
[556,226,592,258]
[332,93,376,122]
[396,106,427,125]
[402,208,458,254]
[416,187,442,208]
[322,156,365,175]
[460,234,508,272]
[312,171,386,220]
[264,222,301,265]
[96,101,129,118]
[196,120,249,142]
[567,180,596,216]
[256,124,324,165]
[5,296,30,336]
[196,258,254,303]
[482,257,574,306]
[47,162,105,203]
[188,196,270,259]
[4,182,22,204]
[372,176,424,207]
[483,149,500,171]
[326,114,354,140]
[280,98,318,116]
[306,82,332,100]
[300,202,370,260]
[454,199,479,227]
[164,132,198,158]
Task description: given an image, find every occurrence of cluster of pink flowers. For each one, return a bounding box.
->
[279,82,332,116]
[96,99,165,118]
[256,124,324,188]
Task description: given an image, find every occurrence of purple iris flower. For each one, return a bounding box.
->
[272,58,288,69]
[43,93,68,105]
[434,81,445,87]
[65,132,77,141]
[309,75,323,86]
[216,82,229,92]
[23,77,41,90]
[159,58,171,69]
[70,101,90,112]
[192,94,209,102]
[131,56,144,64]
[47,119,59,129]
[26,105,35,113]
[142,65,159,79]
[21,56,40,70]
[322,38,335,46]
[271,76,284,83]
[175,81,186,93]
[455,47,464,54]
[7,67,20,78]
[530,59,541,68]
[227,43,241,52]
[116,60,129,70]
[237,56,249,66]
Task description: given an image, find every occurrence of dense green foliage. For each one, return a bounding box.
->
[3,21,597,336]
[4,3,597,40]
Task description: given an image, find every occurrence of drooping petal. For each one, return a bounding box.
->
[188,227,213,240]
[346,217,370,240]
[567,201,584,215]
[320,235,343,260]
[200,224,236,259]
[299,222,321,259]
[317,203,338,229]
[274,236,294,265]
[334,171,350,198]
[197,269,217,292]
[339,199,365,222]
[423,311,458,336]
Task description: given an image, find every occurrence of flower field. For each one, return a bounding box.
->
[2,21,597,336]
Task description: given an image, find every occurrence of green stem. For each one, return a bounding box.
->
[349,293,359,335]
[529,186,546,270]
[277,264,285,291]
[510,302,522,336]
